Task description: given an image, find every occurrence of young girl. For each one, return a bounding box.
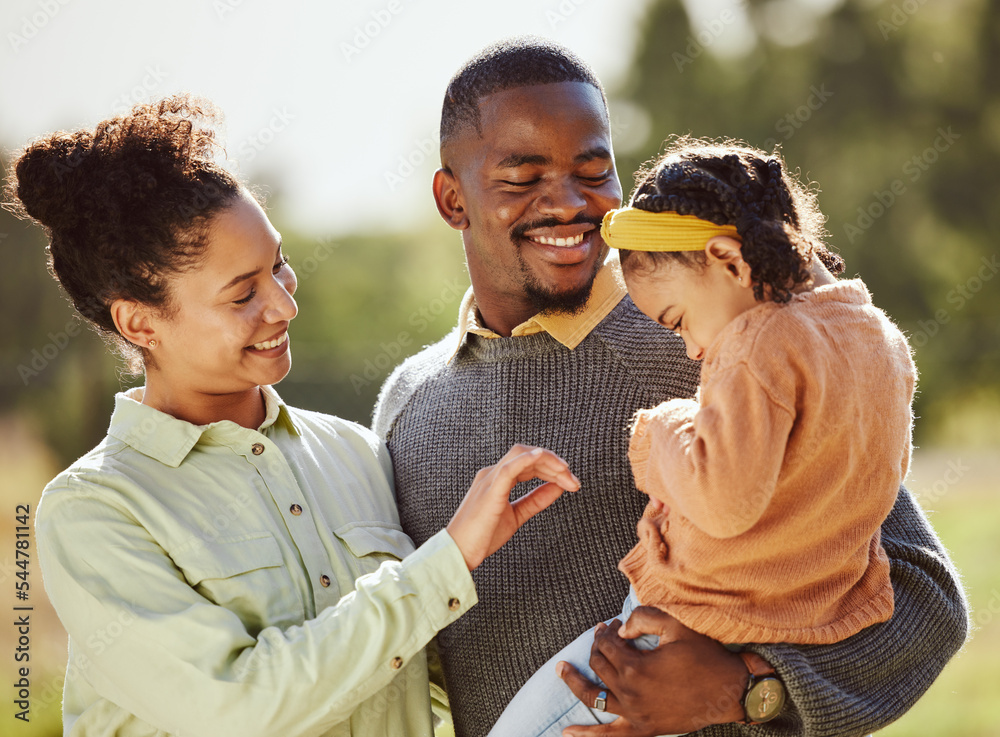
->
[488,137,916,736]
[9,95,580,736]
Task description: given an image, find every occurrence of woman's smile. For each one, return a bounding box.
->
[248,330,290,353]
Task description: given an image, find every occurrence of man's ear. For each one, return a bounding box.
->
[433,168,469,231]
[110,299,157,349]
[705,236,752,284]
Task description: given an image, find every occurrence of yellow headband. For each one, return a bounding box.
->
[600,208,739,252]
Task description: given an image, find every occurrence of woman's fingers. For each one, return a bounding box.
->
[448,445,580,570]
[510,481,569,524]
[493,446,580,492]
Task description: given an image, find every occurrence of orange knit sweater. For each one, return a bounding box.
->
[619,279,915,644]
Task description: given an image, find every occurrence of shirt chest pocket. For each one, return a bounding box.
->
[171,533,304,635]
[334,524,415,579]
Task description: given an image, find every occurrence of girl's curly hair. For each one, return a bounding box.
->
[619,136,844,303]
[4,94,243,373]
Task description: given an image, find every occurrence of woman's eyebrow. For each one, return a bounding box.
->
[219,267,261,294]
[218,240,283,294]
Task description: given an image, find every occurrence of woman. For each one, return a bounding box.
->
[8,95,579,736]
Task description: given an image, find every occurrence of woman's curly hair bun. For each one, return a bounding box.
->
[4,94,244,373]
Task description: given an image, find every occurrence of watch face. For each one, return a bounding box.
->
[746,677,786,723]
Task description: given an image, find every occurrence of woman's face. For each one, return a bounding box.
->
[146,192,298,401]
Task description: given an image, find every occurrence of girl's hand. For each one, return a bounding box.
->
[446,444,580,570]
[645,497,667,514]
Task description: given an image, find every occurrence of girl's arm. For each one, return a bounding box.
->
[630,363,794,538]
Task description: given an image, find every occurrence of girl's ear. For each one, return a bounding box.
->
[705,236,752,286]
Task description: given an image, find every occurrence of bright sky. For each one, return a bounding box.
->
[1,0,657,235]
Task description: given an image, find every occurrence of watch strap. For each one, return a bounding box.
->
[739,651,775,678]
[738,651,785,725]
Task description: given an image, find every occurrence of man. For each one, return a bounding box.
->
[374,37,967,737]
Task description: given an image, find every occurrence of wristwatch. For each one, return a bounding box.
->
[739,651,786,724]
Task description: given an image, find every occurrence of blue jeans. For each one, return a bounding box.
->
[487,587,682,737]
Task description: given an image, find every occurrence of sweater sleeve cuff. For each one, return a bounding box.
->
[405,528,478,627]
[628,399,699,494]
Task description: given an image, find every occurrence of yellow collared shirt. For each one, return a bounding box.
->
[449,255,628,362]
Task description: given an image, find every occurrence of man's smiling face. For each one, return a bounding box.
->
[441,81,623,319]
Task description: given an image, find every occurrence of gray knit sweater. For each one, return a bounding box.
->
[374,296,968,737]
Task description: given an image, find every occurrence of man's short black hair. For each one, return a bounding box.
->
[440,36,606,147]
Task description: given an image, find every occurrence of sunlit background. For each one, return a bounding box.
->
[2,1,998,735]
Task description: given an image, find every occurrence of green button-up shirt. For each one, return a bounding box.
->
[36,386,476,736]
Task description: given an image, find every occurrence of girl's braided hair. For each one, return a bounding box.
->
[619,136,844,303]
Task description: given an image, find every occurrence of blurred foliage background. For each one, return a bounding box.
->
[1,0,997,735]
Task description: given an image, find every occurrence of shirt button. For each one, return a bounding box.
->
[448,598,461,611]
[251,443,265,455]
[320,574,331,588]
[390,657,403,670]
[289,504,303,516]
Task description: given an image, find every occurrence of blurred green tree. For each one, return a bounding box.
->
[612,0,1000,446]
[3,0,997,463]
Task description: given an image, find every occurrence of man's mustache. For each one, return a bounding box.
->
[510,215,603,241]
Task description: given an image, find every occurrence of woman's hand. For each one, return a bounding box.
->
[446,444,580,570]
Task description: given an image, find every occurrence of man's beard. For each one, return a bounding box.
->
[511,217,604,316]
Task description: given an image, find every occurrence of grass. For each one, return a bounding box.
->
[2,416,996,736]
[876,449,1000,737]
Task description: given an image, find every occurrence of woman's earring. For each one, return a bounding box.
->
[148,340,157,349]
